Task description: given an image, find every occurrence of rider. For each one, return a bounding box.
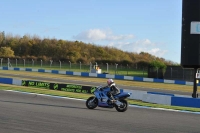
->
[103,79,120,103]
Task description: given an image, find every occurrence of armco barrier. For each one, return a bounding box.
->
[0,66,199,86]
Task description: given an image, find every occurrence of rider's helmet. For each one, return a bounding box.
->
[107,79,114,86]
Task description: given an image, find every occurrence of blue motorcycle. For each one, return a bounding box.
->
[86,86,131,112]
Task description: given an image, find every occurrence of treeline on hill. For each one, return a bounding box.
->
[0,31,178,69]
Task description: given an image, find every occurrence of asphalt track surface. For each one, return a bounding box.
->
[0,71,200,132]
[0,71,192,96]
[0,90,200,133]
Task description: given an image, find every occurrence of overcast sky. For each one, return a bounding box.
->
[0,0,182,63]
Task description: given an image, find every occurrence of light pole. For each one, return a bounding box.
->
[106,63,109,73]
[80,61,81,70]
[69,61,71,70]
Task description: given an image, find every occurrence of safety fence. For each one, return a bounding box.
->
[0,58,148,77]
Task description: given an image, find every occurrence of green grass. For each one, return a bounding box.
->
[1,84,200,112]
[2,62,148,77]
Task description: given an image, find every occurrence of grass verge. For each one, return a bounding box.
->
[0,83,200,112]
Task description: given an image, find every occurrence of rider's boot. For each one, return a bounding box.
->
[110,94,117,103]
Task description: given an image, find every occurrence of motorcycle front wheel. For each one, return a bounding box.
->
[115,99,128,112]
[86,96,98,109]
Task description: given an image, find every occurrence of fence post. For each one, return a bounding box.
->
[7,58,9,67]
[50,60,53,68]
[143,67,144,77]
[90,62,92,72]
[59,60,61,69]
[15,59,17,67]
[32,59,34,67]
[0,58,2,67]
[69,61,71,70]
[156,67,158,78]
[127,64,128,76]
[23,59,25,67]
[115,63,118,75]
[171,67,172,78]
[106,63,109,73]
[41,60,43,68]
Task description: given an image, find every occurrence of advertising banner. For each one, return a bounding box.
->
[22,80,96,94]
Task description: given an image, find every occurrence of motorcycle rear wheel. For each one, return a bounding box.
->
[115,99,128,112]
[86,96,98,109]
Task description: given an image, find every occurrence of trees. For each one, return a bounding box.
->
[0,31,177,66]
[0,47,14,57]
[149,60,167,70]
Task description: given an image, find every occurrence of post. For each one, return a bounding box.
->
[23,59,25,67]
[41,60,43,67]
[90,62,92,72]
[59,60,61,69]
[32,59,34,67]
[192,68,198,98]
[171,67,172,78]
[16,59,17,67]
[0,58,3,67]
[106,63,109,73]
[127,64,128,76]
[7,58,9,67]
[115,63,118,75]
[156,67,158,78]
[69,61,71,70]
[50,60,53,68]
[143,67,144,77]
[80,61,81,70]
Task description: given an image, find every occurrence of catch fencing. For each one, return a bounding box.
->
[0,58,196,81]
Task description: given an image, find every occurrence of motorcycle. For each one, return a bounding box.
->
[86,86,132,112]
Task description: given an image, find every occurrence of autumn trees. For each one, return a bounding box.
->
[0,31,176,68]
